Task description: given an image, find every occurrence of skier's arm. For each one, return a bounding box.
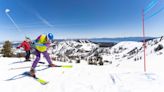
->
[17,42,24,49]
[33,35,41,46]
[33,40,47,47]
[45,41,50,47]
[35,35,41,42]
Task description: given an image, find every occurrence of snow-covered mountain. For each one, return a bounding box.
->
[1,36,163,66]
[48,36,163,66]
[50,40,99,63]
[110,36,163,61]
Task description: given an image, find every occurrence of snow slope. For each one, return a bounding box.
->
[0,53,164,92]
[0,37,164,92]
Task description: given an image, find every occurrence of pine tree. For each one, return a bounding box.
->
[1,40,13,57]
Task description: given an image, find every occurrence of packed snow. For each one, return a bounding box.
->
[0,36,164,92]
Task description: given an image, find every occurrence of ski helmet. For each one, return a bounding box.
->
[47,33,54,41]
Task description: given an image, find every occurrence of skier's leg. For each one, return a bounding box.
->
[31,50,41,69]
[27,50,31,60]
[25,51,28,61]
[43,51,55,67]
[30,50,40,77]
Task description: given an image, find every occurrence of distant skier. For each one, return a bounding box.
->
[30,33,56,77]
[17,37,31,61]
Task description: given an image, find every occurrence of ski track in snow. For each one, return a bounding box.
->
[0,61,164,92]
[0,57,164,92]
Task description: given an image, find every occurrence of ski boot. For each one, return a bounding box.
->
[48,63,57,67]
[29,68,36,77]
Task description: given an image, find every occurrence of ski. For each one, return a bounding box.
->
[54,65,73,68]
[9,65,73,70]
[23,72,48,85]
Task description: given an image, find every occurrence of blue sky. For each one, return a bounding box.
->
[0,0,164,41]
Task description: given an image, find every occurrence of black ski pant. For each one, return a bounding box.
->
[25,50,31,60]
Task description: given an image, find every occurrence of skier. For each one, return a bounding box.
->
[17,37,31,61]
[30,33,56,77]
